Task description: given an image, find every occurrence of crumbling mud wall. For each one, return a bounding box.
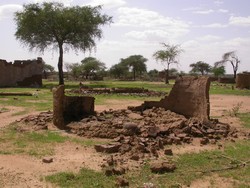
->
[236,73,250,89]
[218,77,235,84]
[130,76,210,121]
[53,85,95,129]
[0,57,43,87]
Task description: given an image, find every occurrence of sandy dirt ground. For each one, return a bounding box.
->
[0,94,249,187]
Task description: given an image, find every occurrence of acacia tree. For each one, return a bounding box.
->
[121,55,147,80]
[109,63,129,79]
[189,61,212,75]
[14,2,112,85]
[212,65,225,77]
[153,43,183,84]
[80,57,106,79]
[215,51,240,79]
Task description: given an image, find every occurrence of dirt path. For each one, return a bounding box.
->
[210,95,250,116]
[0,106,39,128]
[0,95,249,187]
[0,141,106,187]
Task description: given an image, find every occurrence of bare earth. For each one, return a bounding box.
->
[0,94,249,187]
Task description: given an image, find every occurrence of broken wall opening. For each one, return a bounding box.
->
[53,85,95,129]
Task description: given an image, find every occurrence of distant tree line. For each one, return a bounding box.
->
[44,49,242,83]
[15,2,243,85]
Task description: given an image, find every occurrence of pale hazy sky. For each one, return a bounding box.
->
[0,0,250,73]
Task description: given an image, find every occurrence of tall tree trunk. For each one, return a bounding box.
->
[231,61,237,80]
[133,69,136,81]
[165,69,169,84]
[165,63,170,84]
[58,44,64,85]
[233,70,237,80]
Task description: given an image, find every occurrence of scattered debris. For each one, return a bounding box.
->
[95,144,121,153]
[17,76,247,176]
[17,111,52,131]
[150,161,176,173]
[18,107,240,174]
[68,87,167,97]
[104,166,126,176]
[116,176,129,187]
[164,149,173,156]
[42,157,53,163]
[0,92,33,96]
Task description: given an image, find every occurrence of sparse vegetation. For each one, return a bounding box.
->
[0,80,250,187]
[0,81,249,114]
[0,126,66,157]
[238,112,250,128]
[46,140,250,187]
[0,125,107,157]
[46,168,116,187]
[0,107,9,113]
[227,102,243,117]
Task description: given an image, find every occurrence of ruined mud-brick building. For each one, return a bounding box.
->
[130,76,211,121]
[0,57,43,87]
[53,85,95,129]
[236,72,250,89]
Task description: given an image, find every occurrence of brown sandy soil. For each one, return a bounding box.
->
[210,95,250,116]
[0,142,107,187]
[0,106,39,128]
[0,95,249,187]
[188,174,238,188]
[95,99,143,112]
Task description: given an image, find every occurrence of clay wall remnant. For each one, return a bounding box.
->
[53,85,95,129]
[129,76,211,121]
[0,57,43,87]
[236,72,250,89]
[218,77,235,84]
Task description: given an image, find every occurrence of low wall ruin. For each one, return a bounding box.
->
[0,57,43,87]
[129,76,211,121]
[218,77,235,84]
[53,85,95,129]
[236,73,250,89]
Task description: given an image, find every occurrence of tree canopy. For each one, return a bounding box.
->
[120,55,147,80]
[212,65,225,77]
[215,51,240,79]
[153,43,183,84]
[14,2,112,85]
[189,61,212,75]
[109,63,129,79]
[66,57,106,80]
[81,57,106,79]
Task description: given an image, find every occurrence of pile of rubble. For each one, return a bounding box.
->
[68,107,237,155]
[19,107,237,155]
[17,106,242,177]
[17,111,53,131]
[68,87,167,97]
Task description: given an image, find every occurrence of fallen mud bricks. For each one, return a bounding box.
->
[68,107,236,149]
[18,107,239,173]
[17,111,53,131]
[69,87,166,97]
[0,57,43,87]
[130,76,210,121]
[18,75,245,175]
